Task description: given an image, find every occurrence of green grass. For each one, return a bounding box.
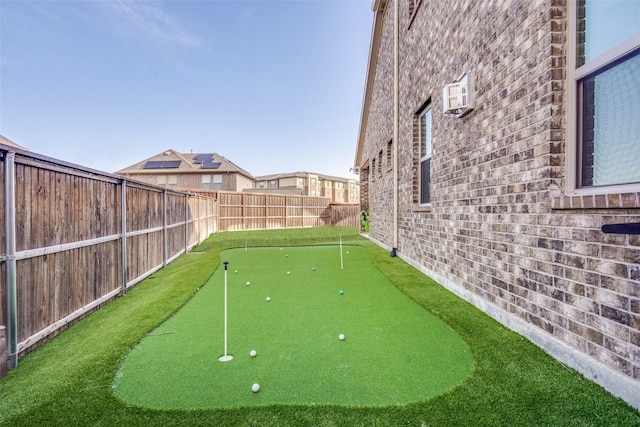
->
[114,246,473,409]
[1,227,638,426]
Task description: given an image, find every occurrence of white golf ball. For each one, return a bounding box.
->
[250,350,257,357]
[246,281,250,286]
[287,271,290,275]
[266,297,271,302]
[252,383,260,393]
[339,334,345,341]
[235,270,238,274]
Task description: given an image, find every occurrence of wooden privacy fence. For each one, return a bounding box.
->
[194,190,360,231]
[0,143,360,375]
[0,145,217,373]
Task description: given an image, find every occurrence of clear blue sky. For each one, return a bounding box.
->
[0,0,372,179]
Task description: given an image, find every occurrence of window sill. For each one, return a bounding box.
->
[552,192,639,210]
[412,204,432,213]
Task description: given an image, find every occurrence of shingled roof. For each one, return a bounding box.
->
[116,149,254,179]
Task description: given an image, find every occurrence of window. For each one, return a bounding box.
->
[213,175,222,190]
[258,182,265,189]
[298,178,305,186]
[371,158,376,180]
[419,104,433,204]
[386,140,393,170]
[155,175,178,187]
[573,0,640,188]
[269,180,277,188]
[201,175,211,190]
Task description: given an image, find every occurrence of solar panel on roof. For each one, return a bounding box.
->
[143,160,181,169]
[201,162,222,169]
[194,154,214,164]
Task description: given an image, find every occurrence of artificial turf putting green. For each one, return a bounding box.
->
[113,245,473,409]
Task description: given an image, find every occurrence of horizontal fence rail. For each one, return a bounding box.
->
[1,143,360,375]
[0,145,217,371]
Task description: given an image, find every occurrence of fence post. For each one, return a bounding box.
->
[121,179,127,295]
[0,325,6,378]
[185,193,189,252]
[197,195,201,243]
[163,189,168,267]
[242,193,247,231]
[205,196,209,237]
[4,151,18,370]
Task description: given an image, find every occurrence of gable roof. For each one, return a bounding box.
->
[116,149,254,179]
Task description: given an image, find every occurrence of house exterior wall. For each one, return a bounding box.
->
[280,177,298,187]
[359,0,639,407]
[120,172,250,192]
[253,175,359,203]
[231,174,254,192]
[362,3,396,245]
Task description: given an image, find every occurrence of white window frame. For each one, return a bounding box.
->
[419,104,432,205]
[201,175,211,190]
[567,2,640,195]
[213,175,222,190]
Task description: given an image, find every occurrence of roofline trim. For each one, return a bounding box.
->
[354,2,387,171]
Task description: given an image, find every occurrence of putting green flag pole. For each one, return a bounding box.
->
[219,261,233,362]
[340,233,344,270]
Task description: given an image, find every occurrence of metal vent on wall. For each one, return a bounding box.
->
[443,71,475,117]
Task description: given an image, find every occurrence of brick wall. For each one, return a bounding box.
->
[359,0,639,407]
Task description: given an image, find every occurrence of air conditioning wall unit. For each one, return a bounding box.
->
[442,71,475,118]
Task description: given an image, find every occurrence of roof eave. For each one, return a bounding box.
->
[354,1,387,172]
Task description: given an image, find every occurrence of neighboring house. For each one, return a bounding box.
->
[0,135,28,150]
[253,172,360,203]
[116,149,254,192]
[354,0,639,409]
